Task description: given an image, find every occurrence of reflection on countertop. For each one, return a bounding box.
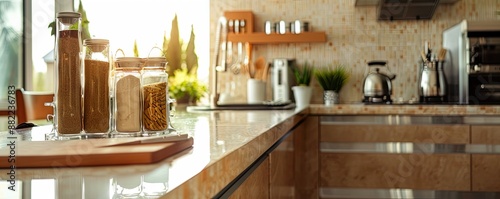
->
[0,107,307,198]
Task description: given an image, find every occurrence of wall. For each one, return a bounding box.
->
[210,0,500,104]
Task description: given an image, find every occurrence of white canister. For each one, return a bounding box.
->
[247,79,266,104]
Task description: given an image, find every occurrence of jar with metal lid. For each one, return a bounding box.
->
[54,12,83,138]
[113,57,143,137]
[141,57,169,136]
[82,39,111,137]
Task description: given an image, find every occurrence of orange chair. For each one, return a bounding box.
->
[15,88,54,124]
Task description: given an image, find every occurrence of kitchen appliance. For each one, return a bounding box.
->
[443,20,500,104]
[362,61,396,103]
[272,59,296,103]
[418,60,448,103]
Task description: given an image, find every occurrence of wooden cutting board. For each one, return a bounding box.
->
[0,137,193,168]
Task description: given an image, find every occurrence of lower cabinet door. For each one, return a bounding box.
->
[320,153,470,191]
[472,154,500,192]
[269,132,295,199]
[229,157,270,199]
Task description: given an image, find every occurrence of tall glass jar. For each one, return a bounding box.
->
[54,12,82,138]
[82,39,111,137]
[141,57,168,136]
[113,57,143,137]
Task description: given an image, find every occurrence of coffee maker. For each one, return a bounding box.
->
[271,59,296,103]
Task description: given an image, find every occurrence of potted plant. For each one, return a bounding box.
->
[315,64,350,106]
[291,61,314,107]
[168,68,208,105]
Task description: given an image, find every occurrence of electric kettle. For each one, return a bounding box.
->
[362,61,396,103]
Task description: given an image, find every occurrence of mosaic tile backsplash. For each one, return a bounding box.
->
[210,0,500,104]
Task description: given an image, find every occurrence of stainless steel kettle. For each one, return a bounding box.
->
[362,61,396,103]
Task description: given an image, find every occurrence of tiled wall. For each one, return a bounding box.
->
[210,0,500,104]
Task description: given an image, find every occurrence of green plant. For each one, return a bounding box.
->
[315,64,350,92]
[293,62,314,86]
[168,68,208,104]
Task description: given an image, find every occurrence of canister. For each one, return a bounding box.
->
[113,57,143,137]
[141,57,169,136]
[54,12,83,138]
[82,39,112,137]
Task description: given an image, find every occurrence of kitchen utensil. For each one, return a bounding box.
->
[362,61,396,103]
[254,56,266,80]
[230,42,243,74]
[419,60,447,102]
[438,48,447,61]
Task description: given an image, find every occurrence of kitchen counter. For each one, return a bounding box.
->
[0,107,308,198]
[309,103,500,116]
[1,103,499,198]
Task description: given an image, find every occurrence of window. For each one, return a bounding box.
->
[0,0,23,101]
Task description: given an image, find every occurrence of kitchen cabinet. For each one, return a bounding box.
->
[269,129,294,198]
[471,125,500,192]
[229,157,270,199]
[224,11,327,44]
[319,116,472,193]
[225,114,318,198]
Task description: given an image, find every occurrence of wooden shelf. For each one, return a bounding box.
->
[227,32,327,44]
[224,10,327,45]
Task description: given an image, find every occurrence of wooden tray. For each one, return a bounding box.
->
[0,137,193,168]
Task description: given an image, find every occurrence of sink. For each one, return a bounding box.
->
[186,103,296,111]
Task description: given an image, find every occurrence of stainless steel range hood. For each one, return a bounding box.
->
[355,0,460,20]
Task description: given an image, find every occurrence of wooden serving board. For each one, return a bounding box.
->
[0,137,193,168]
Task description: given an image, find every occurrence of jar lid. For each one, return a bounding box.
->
[115,57,143,68]
[57,12,81,18]
[84,39,109,45]
[143,57,167,68]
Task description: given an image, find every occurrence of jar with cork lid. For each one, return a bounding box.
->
[113,57,143,137]
[82,39,112,137]
[141,57,169,136]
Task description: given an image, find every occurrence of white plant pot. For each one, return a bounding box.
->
[292,86,312,108]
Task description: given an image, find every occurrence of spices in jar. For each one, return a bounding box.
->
[83,59,110,133]
[82,39,111,135]
[55,21,83,135]
[114,57,143,135]
[142,82,168,131]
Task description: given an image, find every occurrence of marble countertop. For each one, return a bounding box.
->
[1,103,499,198]
[309,103,500,115]
[0,107,308,199]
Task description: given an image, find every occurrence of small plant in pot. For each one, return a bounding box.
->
[292,61,314,107]
[315,64,350,106]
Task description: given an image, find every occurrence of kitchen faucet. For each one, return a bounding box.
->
[210,16,228,108]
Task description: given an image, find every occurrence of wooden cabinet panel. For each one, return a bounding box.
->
[270,132,294,199]
[472,154,500,192]
[471,125,500,144]
[295,116,319,199]
[229,158,270,199]
[321,124,469,144]
[269,132,294,199]
[320,153,470,191]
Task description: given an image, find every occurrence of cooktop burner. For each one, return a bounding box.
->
[362,96,392,104]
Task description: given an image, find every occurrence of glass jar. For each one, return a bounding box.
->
[113,57,143,137]
[141,57,168,136]
[54,12,83,138]
[82,39,111,137]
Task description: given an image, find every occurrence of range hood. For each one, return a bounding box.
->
[355,0,460,20]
